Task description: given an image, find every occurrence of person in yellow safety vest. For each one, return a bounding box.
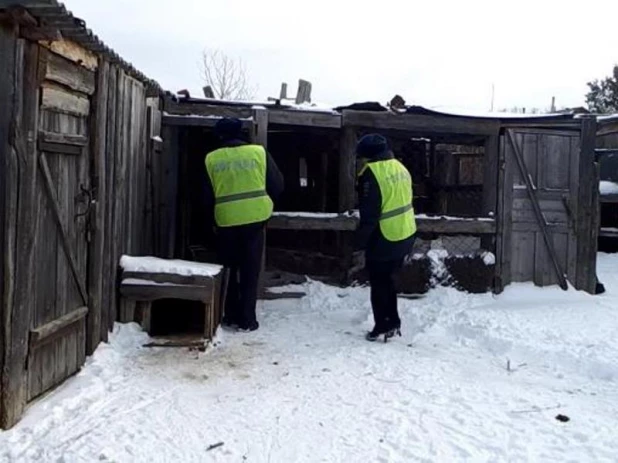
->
[204,117,284,332]
[355,134,416,342]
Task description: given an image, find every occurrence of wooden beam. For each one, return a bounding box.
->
[86,59,109,355]
[29,306,88,349]
[600,194,618,203]
[342,110,501,136]
[339,127,357,212]
[295,79,312,104]
[599,227,618,238]
[121,271,214,287]
[162,114,252,129]
[163,99,252,118]
[482,135,499,215]
[268,109,341,128]
[251,107,268,147]
[576,116,599,293]
[268,213,497,234]
[40,38,98,71]
[41,82,90,116]
[45,51,95,95]
[38,130,88,146]
[120,283,211,302]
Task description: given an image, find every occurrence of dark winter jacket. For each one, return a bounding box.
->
[204,138,284,229]
[355,150,415,262]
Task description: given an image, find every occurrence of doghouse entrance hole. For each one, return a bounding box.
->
[150,299,205,336]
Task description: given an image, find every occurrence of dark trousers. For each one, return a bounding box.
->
[217,224,265,327]
[367,258,404,332]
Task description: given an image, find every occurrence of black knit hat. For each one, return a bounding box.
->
[214,117,243,141]
[356,134,389,159]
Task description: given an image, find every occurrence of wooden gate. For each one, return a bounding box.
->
[497,124,598,291]
[25,48,94,400]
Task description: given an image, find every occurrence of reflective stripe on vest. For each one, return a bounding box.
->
[205,145,274,227]
[368,159,416,242]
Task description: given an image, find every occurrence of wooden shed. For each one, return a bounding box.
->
[160,97,601,295]
[0,1,162,428]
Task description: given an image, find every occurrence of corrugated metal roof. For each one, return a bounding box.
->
[0,0,161,91]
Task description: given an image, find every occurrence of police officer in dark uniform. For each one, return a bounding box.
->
[204,118,284,332]
[355,134,416,342]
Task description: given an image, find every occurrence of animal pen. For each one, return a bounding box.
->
[0,0,602,431]
[161,97,600,296]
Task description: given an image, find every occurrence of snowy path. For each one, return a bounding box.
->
[2,254,618,462]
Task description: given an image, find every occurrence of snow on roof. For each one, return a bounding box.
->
[120,255,222,277]
[600,181,618,196]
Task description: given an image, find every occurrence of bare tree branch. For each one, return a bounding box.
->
[201,48,257,101]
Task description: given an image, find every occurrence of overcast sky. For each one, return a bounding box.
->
[67,0,618,112]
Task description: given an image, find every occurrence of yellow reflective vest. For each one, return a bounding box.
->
[205,144,274,227]
[366,159,416,241]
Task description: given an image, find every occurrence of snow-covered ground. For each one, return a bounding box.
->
[2,255,618,462]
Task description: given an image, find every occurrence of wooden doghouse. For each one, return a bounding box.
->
[119,256,226,344]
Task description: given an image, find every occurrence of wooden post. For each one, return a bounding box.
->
[86,59,109,355]
[251,107,268,147]
[338,126,357,212]
[576,116,598,293]
[295,79,312,104]
[251,107,269,295]
[1,37,37,429]
[482,135,500,252]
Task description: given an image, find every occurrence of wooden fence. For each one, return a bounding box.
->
[0,25,160,428]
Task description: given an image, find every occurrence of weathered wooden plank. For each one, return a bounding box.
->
[600,194,618,203]
[162,114,253,128]
[158,125,179,258]
[599,227,618,238]
[118,299,136,324]
[53,148,70,390]
[342,110,501,135]
[38,140,83,155]
[39,130,88,146]
[121,271,214,286]
[268,109,341,128]
[29,306,88,349]
[566,135,580,285]
[510,231,536,282]
[45,51,95,95]
[251,107,269,147]
[111,68,128,326]
[39,153,88,304]
[0,25,15,424]
[41,83,90,116]
[101,64,118,338]
[268,214,497,234]
[120,284,213,302]
[482,135,499,215]
[163,99,252,118]
[86,59,109,354]
[495,134,512,291]
[1,37,34,429]
[576,117,598,293]
[41,38,97,71]
[338,126,357,212]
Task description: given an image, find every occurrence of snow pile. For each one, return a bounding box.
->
[2,255,618,462]
[119,255,222,277]
[600,181,618,196]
